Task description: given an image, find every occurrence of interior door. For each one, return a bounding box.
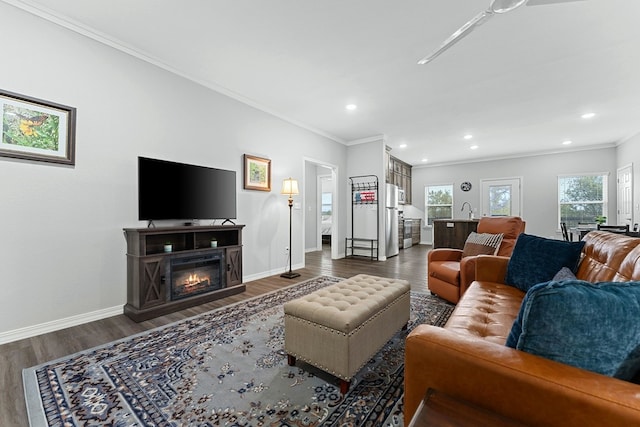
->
[617,164,633,227]
[480,177,522,217]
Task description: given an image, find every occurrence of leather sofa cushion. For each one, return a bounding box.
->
[577,231,640,282]
[477,216,525,257]
[429,261,460,285]
[444,281,525,344]
[506,280,640,380]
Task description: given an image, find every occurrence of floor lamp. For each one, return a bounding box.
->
[281,177,300,279]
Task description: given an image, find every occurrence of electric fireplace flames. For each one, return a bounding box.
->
[169,252,225,300]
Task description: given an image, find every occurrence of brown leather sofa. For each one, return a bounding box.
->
[428,216,525,303]
[406,231,640,426]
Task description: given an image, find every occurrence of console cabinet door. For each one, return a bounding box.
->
[129,256,166,309]
[226,246,242,287]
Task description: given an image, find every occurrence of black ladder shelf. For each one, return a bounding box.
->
[346,175,379,260]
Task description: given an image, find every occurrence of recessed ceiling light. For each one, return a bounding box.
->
[345,104,357,111]
[464,134,473,140]
[421,158,428,162]
[562,140,573,145]
[470,145,479,150]
[581,112,595,119]
[399,143,407,148]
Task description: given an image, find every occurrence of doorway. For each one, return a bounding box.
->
[480,177,522,217]
[303,158,339,260]
[617,164,633,227]
[318,175,333,250]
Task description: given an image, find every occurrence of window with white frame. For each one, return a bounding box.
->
[558,173,608,228]
[425,184,453,226]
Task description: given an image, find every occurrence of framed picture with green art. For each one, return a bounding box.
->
[0,89,76,165]
[243,154,271,191]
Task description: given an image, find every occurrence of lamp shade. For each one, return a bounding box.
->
[281,178,299,196]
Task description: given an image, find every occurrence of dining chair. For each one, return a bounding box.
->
[597,224,630,234]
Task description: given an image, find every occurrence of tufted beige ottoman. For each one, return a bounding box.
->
[283,274,410,394]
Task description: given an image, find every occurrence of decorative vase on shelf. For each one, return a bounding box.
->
[164,243,173,253]
[210,239,218,248]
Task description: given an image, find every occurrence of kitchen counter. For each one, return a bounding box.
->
[432,219,479,249]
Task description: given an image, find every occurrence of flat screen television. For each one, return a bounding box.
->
[138,156,237,222]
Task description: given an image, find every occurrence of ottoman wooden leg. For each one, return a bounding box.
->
[287,354,296,366]
[339,379,350,395]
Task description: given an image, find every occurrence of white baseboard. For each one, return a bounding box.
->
[242,262,305,283]
[0,305,123,345]
[2,261,318,345]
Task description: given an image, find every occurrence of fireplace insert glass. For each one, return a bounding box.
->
[169,251,225,301]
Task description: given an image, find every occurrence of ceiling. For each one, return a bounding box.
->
[8,0,640,166]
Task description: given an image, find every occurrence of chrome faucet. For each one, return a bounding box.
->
[461,201,473,219]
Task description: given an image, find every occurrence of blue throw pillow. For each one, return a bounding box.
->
[505,234,585,292]
[506,280,640,380]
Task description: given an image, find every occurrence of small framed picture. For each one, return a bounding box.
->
[243,154,271,191]
[0,89,76,165]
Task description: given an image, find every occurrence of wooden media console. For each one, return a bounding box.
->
[123,225,245,322]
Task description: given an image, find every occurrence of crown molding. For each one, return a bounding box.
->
[2,0,346,145]
[345,134,387,146]
[413,142,618,169]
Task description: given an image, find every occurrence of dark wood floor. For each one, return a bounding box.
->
[0,244,429,426]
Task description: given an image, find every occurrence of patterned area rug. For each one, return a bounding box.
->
[23,276,454,426]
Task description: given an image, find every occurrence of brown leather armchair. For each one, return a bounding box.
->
[427,216,525,303]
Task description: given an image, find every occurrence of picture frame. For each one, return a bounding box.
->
[0,89,76,166]
[243,154,271,191]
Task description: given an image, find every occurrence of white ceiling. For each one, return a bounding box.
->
[8,0,640,165]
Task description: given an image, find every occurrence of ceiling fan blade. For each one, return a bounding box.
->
[491,0,527,13]
[526,0,586,6]
[418,11,493,65]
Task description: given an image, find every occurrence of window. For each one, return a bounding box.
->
[488,184,512,216]
[558,173,608,228]
[425,184,453,226]
[321,192,332,216]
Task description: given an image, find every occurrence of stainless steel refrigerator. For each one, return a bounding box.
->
[385,183,399,257]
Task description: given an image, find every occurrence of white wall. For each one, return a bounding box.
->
[303,163,320,251]
[0,4,348,338]
[2,4,634,341]
[346,139,387,257]
[412,147,618,242]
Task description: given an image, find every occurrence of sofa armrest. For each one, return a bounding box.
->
[474,255,510,283]
[404,325,640,426]
[459,256,477,295]
[427,248,463,263]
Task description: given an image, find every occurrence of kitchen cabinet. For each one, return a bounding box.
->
[411,219,421,244]
[399,218,422,248]
[387,155,412,205]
